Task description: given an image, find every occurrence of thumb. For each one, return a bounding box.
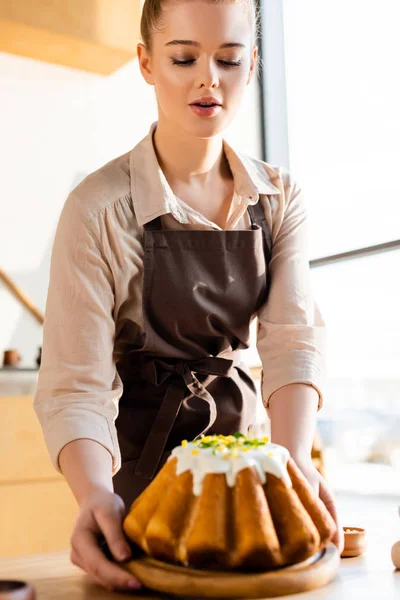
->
[95,501,132,563]
[319,476,344,553]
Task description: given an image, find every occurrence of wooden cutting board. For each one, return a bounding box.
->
[124,543,340,598]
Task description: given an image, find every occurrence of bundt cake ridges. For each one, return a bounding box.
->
[122,436,337,571]
[122,456,178,554]
[263,471,321,564]
[230,466,285,570]
[183,472,231,568]
[145,469,196,562]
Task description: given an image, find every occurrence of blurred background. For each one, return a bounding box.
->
[0,0,399,557]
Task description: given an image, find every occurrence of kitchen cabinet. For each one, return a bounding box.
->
[0,394,77,557]
[0,0,142,74]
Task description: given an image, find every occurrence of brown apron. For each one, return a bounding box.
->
[112,200,272,509]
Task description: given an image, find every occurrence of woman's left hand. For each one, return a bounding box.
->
[293,456,345,554]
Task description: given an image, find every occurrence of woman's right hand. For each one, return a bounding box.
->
[69,486,142,593]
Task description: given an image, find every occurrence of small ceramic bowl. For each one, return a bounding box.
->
[341,527,366,558]
[0,581,35,600]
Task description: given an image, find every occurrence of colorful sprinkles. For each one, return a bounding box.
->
[181,433,271,458]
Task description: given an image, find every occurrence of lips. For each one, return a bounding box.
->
[189,103,222,117]
[190,97,222,107]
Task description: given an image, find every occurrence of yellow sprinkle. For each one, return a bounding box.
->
[181,440,188,447]
[231,448,239,458]
[268,451,274,457]
[262,437,270,443]
[191,449,199,455]
[243,447,250,452]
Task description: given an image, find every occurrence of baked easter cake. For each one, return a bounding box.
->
[123,434,336,571]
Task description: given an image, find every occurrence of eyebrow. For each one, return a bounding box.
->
[165,40,245,49]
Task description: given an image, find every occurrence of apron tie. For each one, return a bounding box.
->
[133,353,240,480]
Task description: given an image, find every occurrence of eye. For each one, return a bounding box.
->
[171,59,195,67]
[171,59,242,68]
[220,60,242,67]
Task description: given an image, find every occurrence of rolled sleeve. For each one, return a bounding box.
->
[33,192,123,476]
[257,174,326,416]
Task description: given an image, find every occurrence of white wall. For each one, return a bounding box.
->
[0,51,262,367]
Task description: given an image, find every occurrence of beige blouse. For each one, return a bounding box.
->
[33,121,325,476]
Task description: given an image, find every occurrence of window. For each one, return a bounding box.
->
[263,0,400,258]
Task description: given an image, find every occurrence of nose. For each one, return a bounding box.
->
[196,57,219,89]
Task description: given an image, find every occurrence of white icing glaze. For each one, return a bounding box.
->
[169,439,292,496]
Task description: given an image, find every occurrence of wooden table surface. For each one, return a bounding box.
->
[0,493,399,599]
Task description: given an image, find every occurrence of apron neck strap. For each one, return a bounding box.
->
[144,216,163,231]
[144,198,267,231]
[247,199,266,225]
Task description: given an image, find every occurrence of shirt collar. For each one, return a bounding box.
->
[130,121,281,227]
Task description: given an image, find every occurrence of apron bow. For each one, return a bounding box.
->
[139,355,235,385]
[133,353,240,480]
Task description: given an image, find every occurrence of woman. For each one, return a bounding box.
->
[34,0,344,592]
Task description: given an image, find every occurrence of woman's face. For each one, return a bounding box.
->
[138,0,257,138]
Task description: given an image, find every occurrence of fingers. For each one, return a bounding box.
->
[70,503,142,594]
[71,526,141,592]
[95,502,132,563]
[287,458,336,546]
[318,476,345,553]
[70,547,106,591]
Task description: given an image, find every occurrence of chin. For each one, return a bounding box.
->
[184,116,230,139]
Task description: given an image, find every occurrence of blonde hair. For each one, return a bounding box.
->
[140,0,261,56]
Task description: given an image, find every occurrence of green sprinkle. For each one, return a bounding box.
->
[189,433,269,453]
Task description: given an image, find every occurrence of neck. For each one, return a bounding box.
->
[152,117,232,191]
